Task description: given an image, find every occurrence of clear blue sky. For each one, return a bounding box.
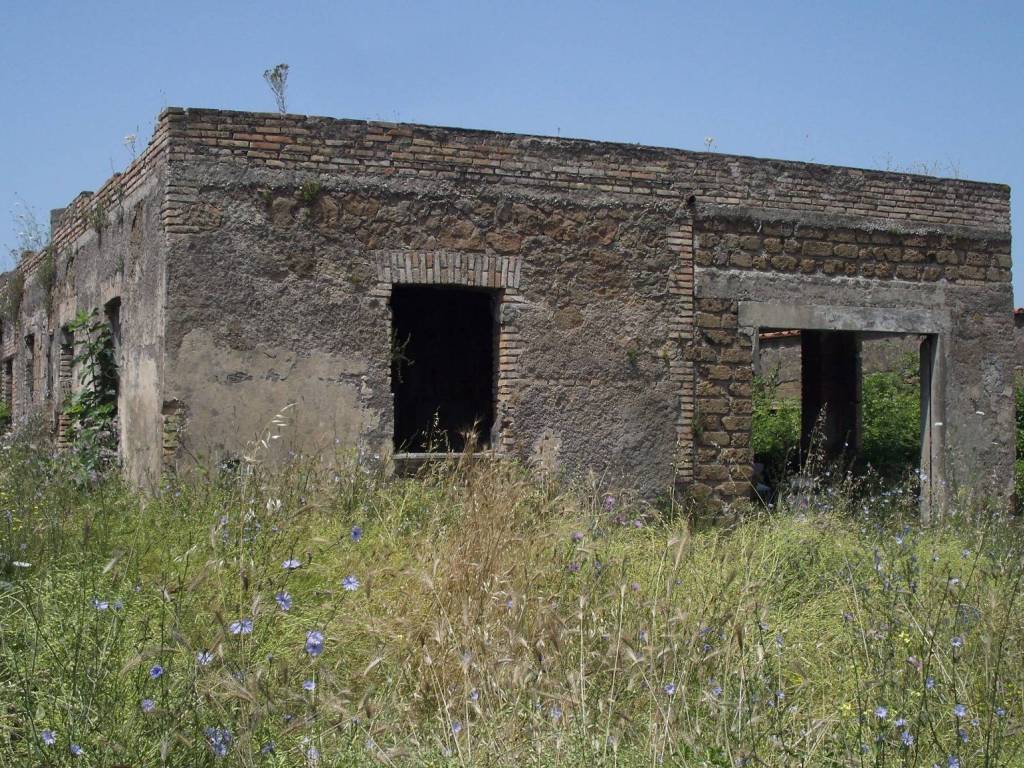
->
[2,0,1021,300]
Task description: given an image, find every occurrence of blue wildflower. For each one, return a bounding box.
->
[141,698,156,713]
[91,598,109,611]
[275,591,292,612]
[306,744,320,765]
[229,618,253,635]
[996,707,1007,717]
[664,682,677,696]
[874,706,888,720]
[900,730,914,748]
[710,681,723,697]
[342,575,360,591]
[282,558,301,570]
[953,703,967,719]
[451,720,463,736]
[70,744,83,756]
[149,664,164,679]
[41,730,55,746]
[303,679,316,691]
[260,741,276,755]
[351,526,362,542]
[305,629,325,657]
[947,757,960,768]
[205,726,233,757]
[469,688,479,702]
[196,650,215,666]
[958,729,968,743]
[951,636,964,650]
[925,676,936,690]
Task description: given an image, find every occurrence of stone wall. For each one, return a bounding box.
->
[8,106,1012,506]
[0,131,169,486]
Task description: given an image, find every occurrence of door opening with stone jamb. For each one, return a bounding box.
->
[742,302,946,521]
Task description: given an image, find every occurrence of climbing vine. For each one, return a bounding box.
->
[62,309,118,482]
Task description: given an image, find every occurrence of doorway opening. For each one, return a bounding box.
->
[390,285,498,453]
[753,328,934,500]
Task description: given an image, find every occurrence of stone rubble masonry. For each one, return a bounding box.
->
[0,106,1012,507]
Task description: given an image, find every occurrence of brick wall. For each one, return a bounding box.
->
[152,108,1008,231]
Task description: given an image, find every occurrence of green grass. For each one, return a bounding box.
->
[0,431,1022,766]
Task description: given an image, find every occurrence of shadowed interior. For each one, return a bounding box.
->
[390,285,497,452]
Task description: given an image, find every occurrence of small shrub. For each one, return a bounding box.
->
[297,180,321,205]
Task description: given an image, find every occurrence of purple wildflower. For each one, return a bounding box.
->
[229,618,253,635]
[305,629,325,657]
[205,726,233,757]
[70,744,83,757]
[342,575,360,592]
[303,679,316,691]
[953,703,967,719]
[275,591,292,612]
[874,706,888,720]
[141,698,156,713]
[41,730,55,746]
[282,558,301,570]
[351,526,362,542]
[451,720,463,736]
[149,664,164,679]
[196,650,215,666]
[664,682,677,696]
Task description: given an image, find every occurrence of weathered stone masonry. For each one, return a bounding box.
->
[1,107,1013,507]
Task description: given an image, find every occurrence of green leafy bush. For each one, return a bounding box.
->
[751,375,799,481]
[861,367,920,476]
[753,356,921,484]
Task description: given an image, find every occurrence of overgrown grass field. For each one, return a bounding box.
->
[1,430,1022,766]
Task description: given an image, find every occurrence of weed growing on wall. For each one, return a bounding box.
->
[61,309,118,483]
[263,63,289,114]
[0,271,24,323]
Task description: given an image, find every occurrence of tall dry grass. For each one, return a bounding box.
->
[0,427,1021,766]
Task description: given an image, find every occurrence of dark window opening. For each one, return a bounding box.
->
[57,327,74,445]
[103,298,122,405]
[24,334,35,403]
[390,285,497,452]
[1,358,12,427]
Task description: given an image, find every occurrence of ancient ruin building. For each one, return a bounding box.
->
[0,108,1014,512]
